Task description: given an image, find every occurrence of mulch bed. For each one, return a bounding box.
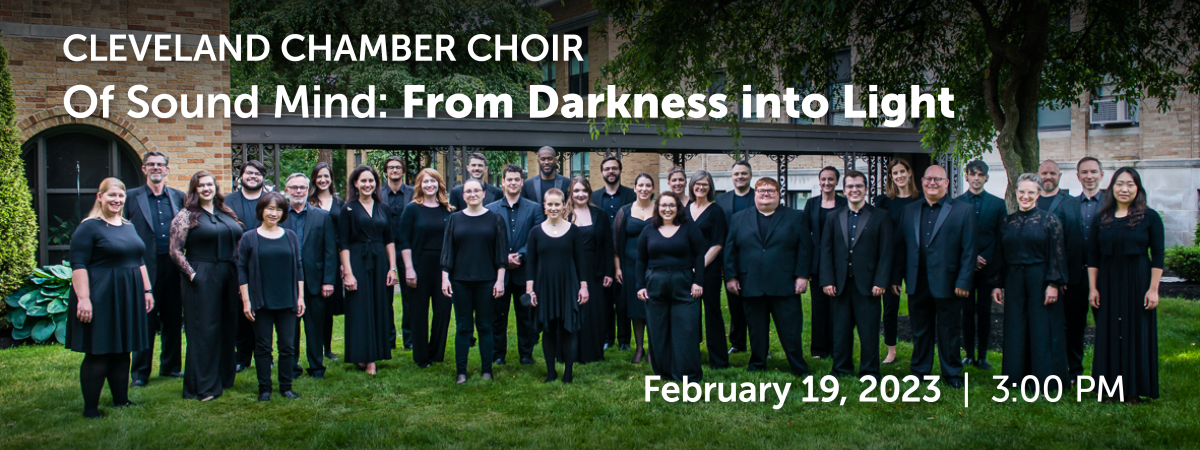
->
[887,302,1095,351]
[1160,282,1200,300]
[0,332,17,350]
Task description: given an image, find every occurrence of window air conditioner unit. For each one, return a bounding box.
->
[1090,97,1134,125]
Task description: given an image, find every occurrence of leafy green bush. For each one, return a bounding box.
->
[0,34,39,305]
[4,263,71,343]
[1166,245,1200,283]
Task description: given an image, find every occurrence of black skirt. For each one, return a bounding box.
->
[1092,254,1158,399]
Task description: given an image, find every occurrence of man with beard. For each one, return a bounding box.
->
[126,151,186,387]
[1038,159,1086,379]
[487,165,545,365]
[522,146,571,202]
[715,160,756,354]
[591,156,636,350]
[225,160,268,372]
[280,173,338,380]
[379,155,415,349]
[956,161,1007,370]
[450,152,502,211]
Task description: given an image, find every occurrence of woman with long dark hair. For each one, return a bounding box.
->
[527,188,588,382]
[872,157,919,364]
[613,173,656,363]
[237,192,305,401]
[685,170,729,369]
[637,192,706,382]
[1088,167,1163,402]
[339,165,399,376]
[441,178,508,384]
[309,162,344,361]
[400,168,454,368]
[568,176,613,363]
[170,170,244,401]
[68,177,153,418]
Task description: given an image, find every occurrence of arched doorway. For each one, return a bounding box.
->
[21,125,144,265]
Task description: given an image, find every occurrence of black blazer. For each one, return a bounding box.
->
[450,182,503,212]
[818,204,893,297]
[893,197,977,298]
[521,174,571,203]
[124,184,185,285]
[715,188,755,226]
[485,197,546,284]
[954,191,1007,266]
[581,205,616,280]
[803,194,848,277]
[591,185,637,214]
[724,206,812,298]
[236,228,304,312]
[225,189,263,230]
[1043,193,1085,285]
[285,207,338,296]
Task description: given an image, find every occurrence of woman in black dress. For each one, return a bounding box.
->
[170,170,245,401]
[637,192,707,382]
[527,188,589,382]
[568,177,613,363]
[666,166,690,208]
[309,162,344,361]
[614,173,656,363]
[1088,167,1163,402]
[237,192,306,401]
[339,165,399,376]
[989,174,1068,386]
[68,177,153,418]
[400,168,454,368]
[441,178,508,384]
[872,157,919,364]
[685,170,729,369]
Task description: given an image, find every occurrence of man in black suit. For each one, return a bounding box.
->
[714,160,755,355]
[957,160,1007,370]
[724,177,811,377]
[280,173,338,379]
[224,160,267,373]
[450,152,502,211]
[819,170,892,380]
[591,156,636,350]
[487,165,546,366]
[379,156,415,350]
[126,151,186,387]
[803,166,847,359]
[1038,159,1087,378]
[522,146,571,202]
[891,164,976,388]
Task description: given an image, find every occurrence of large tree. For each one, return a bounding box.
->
[595,0,1199,204]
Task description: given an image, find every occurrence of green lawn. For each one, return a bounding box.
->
[1,294,1197,449]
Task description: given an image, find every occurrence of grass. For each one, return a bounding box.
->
[1,293,1198,449]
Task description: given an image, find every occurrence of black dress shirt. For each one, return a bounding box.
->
[1079,190,1105,245]
[148,191,173,254]
[847,208,862,267]
[287,204,309,243]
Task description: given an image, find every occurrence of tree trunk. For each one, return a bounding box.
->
[318,148,333,166]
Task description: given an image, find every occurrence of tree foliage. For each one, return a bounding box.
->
[0,33,39,302]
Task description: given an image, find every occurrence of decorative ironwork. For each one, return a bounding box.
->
[433,146,484,190]
[597,147,634,160]
[665,151,698,170]
[836,152,891,202]
[935,154,964,196]
[401,149,433,185]
[769,154,798,207]
[556,151,574,177]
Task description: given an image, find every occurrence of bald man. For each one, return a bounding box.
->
[1037,160,1087,378]
[522,146,572,202]
[891,165,976,389]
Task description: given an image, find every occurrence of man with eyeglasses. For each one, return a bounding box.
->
[378,155,416,349]
[126,151,186,387]
[521,146,571,202]
[450,152,502,211]
[891,164,976,389]
[226,160,269,372]
[724,178,812,377]
[1037,159,1087,379]
[591,156,636,350]
[280,173,338,380]
[714,160,755,355]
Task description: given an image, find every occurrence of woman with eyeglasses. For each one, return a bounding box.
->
[613,173,656,363]
[339,165,399,376]
[637,191,706,382]
[685,170,730,369]
[399,168,454,368]
[308,162,344,361]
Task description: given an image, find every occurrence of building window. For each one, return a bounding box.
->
[21,126,143,265]
[1037,105,1072,131]
[568,28,589,95]
[539,61,557,108]
[1089,85,1140,128]
[788,190,813,207]
[570,153,590,179]
[827,49,853,126]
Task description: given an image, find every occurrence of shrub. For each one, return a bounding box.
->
[0,33,39,304]
[1165,245,1200,283]
[4,263,71,343]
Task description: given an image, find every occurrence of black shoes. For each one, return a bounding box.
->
[493,358,506,366]
[162,371,184,378]
[544,371,558,383]
[961,357,975,367]
[520,357,535,365]
[619,344,631,352]
[325,352,339,361]
[83,408,101,419]
[727,346,743,355]
[235,364,246,373]
[282,390,302,399]
[312,373,326,379]
[946,379,964,389]
[404,343,413,350]
[131,379,147,388]
[976,359,993,371]
[603,343,612,351]
[113,400,136,408]
[258,392,271,402]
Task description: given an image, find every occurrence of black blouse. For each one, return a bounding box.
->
[874,194,920,227]
[399,203,451,253]
[440,211,509,281]
[236,229,304,311]
[988,208,1067,287]
[635,222,706,289]
[687,202,728,254]
[1087,210,1165,269]
[169,208,244,278]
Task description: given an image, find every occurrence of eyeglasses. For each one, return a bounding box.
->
[243,171,263,178]
[922,177,947,184]
[757,190,778,196]
[386,165,404,171]
[143,162,167,168]
[285,185,307,191]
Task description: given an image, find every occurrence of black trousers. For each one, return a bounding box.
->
[1001,264,1068,383]
[131,253,183,381]
[253,308,297,393]
[831,282,882,378]
[410,251,452,366]
[1062,281,1090,378]
[398,283,410,349]
[293,290,327,377]
[492,281,537,362]
[881,291,900,346]
[809,287,833,358]
[452,280,494,375]
[235,311,255,368]
[181,260,238,400]
[80,352,131,416]
[908,278,964,382]
[726,283,748,351]
[645,269,703,382]
[604,284,629,346]
[700,266,729,368]
[962,272,993,362]
[743,294,809,376]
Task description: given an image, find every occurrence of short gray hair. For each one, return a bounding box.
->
[285,173,309,186]
[1016,172,1042,188]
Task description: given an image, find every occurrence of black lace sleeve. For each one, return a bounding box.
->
[1045,212,1067,287]
[169,210,196,278]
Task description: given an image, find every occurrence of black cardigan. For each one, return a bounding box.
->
[236,228,304,312]
[580,205,616,280]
